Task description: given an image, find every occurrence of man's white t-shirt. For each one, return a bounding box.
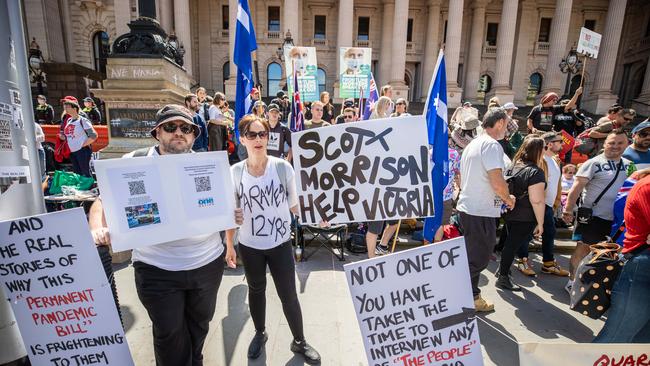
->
[63,116,93,152]
[457,133,506,218]
[544,155,561,207]
[123,147,224,271]
[233,157,298,250]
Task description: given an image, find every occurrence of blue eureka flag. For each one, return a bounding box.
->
[422,51,449,242]
[234,0,257,140]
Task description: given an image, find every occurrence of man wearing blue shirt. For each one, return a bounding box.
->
[623,121,650,170]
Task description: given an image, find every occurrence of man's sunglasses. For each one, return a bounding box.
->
[161,122,195,134]
[344,115,354,119]
[638,131,649,138]
[624,117,633,122]
[244,130,269,140]
[396,102,406,106]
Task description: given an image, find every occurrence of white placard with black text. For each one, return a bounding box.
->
[344,237,483,366]
[577,27,602,58]
[291,115,434,225]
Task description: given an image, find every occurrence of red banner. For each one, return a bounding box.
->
[559,130,575,161]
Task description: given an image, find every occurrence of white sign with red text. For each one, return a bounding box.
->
[519,342,649,366]
[0,208,134,365]
[577,27,602,58]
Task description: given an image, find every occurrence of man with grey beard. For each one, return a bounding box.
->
[88,105,243,366]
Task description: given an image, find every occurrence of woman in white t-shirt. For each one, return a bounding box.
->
[225,115,321,364]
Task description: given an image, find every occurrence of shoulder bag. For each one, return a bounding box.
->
[576,161,621,225]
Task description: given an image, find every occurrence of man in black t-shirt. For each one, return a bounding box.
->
[266,104,292,161]
[528,87,582,134]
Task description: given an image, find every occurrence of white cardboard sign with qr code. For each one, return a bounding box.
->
[94,151,237,251]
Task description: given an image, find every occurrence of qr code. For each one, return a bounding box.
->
[128,180,146,196]
[194,176,211,192]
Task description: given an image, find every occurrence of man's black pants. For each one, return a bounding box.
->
[134,256,224,366]
[459,212,497,297]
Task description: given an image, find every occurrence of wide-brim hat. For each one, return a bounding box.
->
[150,104,200,140]
[460,114,480,130]
[60,96,80,108]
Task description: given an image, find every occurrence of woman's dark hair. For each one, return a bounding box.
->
[513,136,545,166]
[608,105,623,115]
[238,115,270,135]
[482,107,507,129]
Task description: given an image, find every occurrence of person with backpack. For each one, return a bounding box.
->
[88,104,244,366]
[225,115,321,364]
[496,136,547,291]
[58,96,97,177]
[563,129,636,293]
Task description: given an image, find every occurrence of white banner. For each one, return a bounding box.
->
[94,151,237,251]
[0,208,134,365]
[344,237,483,366]
[339,47,372,99]
[291,115,434,225]
[519,342,650,366]
[577,27,602,58]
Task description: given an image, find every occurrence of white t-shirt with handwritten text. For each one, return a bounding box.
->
[234,157,298,250]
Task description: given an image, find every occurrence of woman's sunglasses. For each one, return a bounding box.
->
[161,122,195,135]
[244,130,269,140]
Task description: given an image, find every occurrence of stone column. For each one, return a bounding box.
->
[159,0,173,34]
[631,57,650,115]
[225,0,237,96]
[421,0,441,99]
[197,0,212,89]
[511,0,536,104]
[463,0,487,103]
[379,0,395,87]
[336,0,354,76]
[334,0,354,100]
[174,0,193,75]
[583,0,628,114]
[389,0,409,99]
[283,0,299,41]
[114,0,131,36]
[445,0,464,107]
[542,0,573,95]
[490,0,518,104]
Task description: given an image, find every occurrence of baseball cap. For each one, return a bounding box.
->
[276,91,286,98]
[463,101,472,107]
[83,97,94,103]
[250,88,259,95]
[541,92,559,104]
[150,104,199,139]
[60,96,79,108]
[631,120,650,134]
[343,98,355,108]
[268,103,280,112]
[37,95,46,100]
[503,102,518,110]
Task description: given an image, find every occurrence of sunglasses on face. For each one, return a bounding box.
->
[624,117,633,122]
[638,131,650,138]
[161,122,195,134]
[344,115,354,119]
[244,130,269,140]
[396,102,405,106]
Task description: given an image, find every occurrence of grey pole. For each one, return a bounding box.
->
[0,0,47,363]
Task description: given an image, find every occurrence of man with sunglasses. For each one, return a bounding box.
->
[623,121,650,170]
[88,104,244,366]
[334,100,356,124]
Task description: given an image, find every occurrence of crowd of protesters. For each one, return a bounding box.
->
[31,79,650,366]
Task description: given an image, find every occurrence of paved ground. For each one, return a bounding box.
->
[114,237,604,366]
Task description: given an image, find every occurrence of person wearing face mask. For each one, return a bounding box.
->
[34,95,54,124]
[342,48,365,75]
[289,47,310,77]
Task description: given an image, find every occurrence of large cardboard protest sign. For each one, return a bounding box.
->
[284,46,320,102]
[339,47,372,99]
[0,208,134,365]
[577,27,602,58]
[291,115,434,225]
[519,342,649,366]
[94,151,236,251]
[345,237,483,366]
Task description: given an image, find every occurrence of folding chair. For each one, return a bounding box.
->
[298,223,348,261]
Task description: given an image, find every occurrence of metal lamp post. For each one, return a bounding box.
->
[559,48,582,98]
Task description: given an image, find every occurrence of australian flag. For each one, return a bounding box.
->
[290,63,304,132]
[422,50,449,242]
[234,0,257,139]
[362,73,378,120]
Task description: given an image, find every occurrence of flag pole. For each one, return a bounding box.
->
[390,220,402,253]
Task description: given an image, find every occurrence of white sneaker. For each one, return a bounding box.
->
[374,245,389,256]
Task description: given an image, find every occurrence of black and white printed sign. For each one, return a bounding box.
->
[94,152,237,251]
[291,115,434,224]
